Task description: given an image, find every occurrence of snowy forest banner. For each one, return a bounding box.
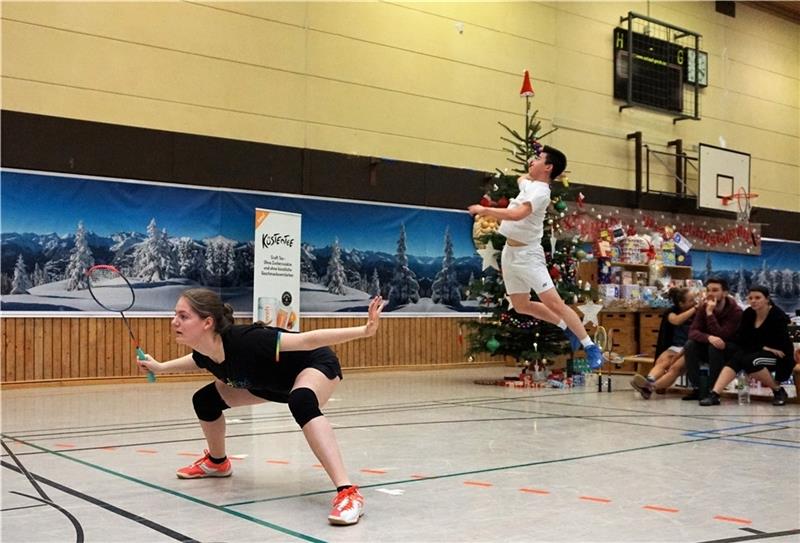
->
[690,240,800,316]
[0,169,483,316]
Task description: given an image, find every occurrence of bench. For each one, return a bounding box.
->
[622,355,655,376]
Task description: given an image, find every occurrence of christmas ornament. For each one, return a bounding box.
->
[486,336,500,353]
[519,69,535,97]
[476,241,501,271]
[497,196,509,208]
[577,301,603,326]
[554,199,567,212]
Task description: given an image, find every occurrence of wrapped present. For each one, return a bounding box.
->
[662,240,676,266]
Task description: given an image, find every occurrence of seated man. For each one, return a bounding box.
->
[682,277,742,402]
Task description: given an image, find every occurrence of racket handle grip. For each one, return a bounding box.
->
[135,348,156,383]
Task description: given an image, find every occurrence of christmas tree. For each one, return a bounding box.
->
[465,70,586,367]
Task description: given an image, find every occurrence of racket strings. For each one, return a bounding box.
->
[87,267,135,312]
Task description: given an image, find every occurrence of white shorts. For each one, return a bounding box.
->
[501,244,554,295]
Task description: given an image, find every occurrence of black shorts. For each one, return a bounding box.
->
[248,347,343,403]
[728,350,794,382]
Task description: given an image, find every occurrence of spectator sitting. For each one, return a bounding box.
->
[701,286,794,406]
[630,287,697,399]
[682,277,742,402]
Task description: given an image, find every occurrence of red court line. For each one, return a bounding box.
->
[463,481,493,488]
[360,468,387,475]
[100,447,117,451]
[267,460,290,465]
[409,474,428,479]
[136,449,158,454]
[714,515,752,525]
[312,464,324,469]
[519,488,550,495]
[55,444,75,448]
[643,505,679,513]
[579,496,611,503]
[177,452,201,457]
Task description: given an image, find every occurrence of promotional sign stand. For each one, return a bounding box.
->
[253,208,301,331]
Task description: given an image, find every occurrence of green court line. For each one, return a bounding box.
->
[1,434,326,543]
[224,433,718,507]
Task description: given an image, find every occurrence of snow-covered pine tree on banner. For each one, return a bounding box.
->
[464,69,583,367]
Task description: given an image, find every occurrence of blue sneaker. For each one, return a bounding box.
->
[584,344,604,369]
[563,328,582,352]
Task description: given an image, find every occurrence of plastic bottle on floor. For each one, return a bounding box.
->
[736,371,750,405]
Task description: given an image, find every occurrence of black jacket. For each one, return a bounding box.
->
[736,305,793,357]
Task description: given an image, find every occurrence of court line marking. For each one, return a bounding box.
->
[519,487,549,495]
[1,435,326,543]
[643,505,679,513]
[223,433,719,506]
[715,515,752,525]
[579,495,611,503]
[695,528,800,543]
[2,460,198,543]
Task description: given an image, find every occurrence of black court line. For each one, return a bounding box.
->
[1,502,49,512]
[8,395,788,458]
[1,437,326,543]
[4,395,510,441]
[3,393,506,435]
[696,528,800,542]
[2,461,196,542]
[740,528,766,534]
[2,415,568,456]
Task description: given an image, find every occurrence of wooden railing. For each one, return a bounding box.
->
[1,316,503,387]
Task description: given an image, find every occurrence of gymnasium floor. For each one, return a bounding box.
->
[2,367,799,543]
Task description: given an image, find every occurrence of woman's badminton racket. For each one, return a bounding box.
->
[86,265,155,382]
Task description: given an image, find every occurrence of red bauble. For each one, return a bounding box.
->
[549,265,561,280]
[480,195,493,207]
[497,196,509,208]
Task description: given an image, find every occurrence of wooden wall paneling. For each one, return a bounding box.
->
[49,318,59,379]
[41,318,52,379]
[79,318,89,377]
[3,319,15,382]
[2,316,505,385]
[88,317,98,378]
[154,317,164,361]
[24,319,34,380]
[62,319,71,379]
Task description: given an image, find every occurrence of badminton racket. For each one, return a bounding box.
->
[594,325,608,392]
[86,265,155,383]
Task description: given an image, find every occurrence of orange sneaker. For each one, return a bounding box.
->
[328,486,364,525]
[176,450,232,479]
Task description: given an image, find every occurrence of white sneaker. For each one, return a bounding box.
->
[328,486,364,525]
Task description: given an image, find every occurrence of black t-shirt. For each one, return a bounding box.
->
[192,324,337,391]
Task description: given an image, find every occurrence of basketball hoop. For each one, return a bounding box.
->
[721,186,757,224]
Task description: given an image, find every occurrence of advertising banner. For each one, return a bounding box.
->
[253,209,301,331]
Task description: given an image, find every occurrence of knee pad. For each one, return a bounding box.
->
[288,387,322,428]
[192,382,230,422]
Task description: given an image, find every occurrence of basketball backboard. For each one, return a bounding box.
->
[698,143,750,213]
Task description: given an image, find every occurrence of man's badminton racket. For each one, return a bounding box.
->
[595,325,608,392]
[86,265,155,382]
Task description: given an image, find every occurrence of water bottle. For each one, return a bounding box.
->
[736,371,750,405]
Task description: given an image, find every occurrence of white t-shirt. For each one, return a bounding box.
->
[497,179,551,246]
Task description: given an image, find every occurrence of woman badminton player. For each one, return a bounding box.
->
[137,288,384,526]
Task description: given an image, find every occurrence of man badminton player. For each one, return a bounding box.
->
[468,145,602,368]
[137,288,384,525]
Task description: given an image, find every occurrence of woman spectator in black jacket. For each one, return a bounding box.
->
[701,286,793,406]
